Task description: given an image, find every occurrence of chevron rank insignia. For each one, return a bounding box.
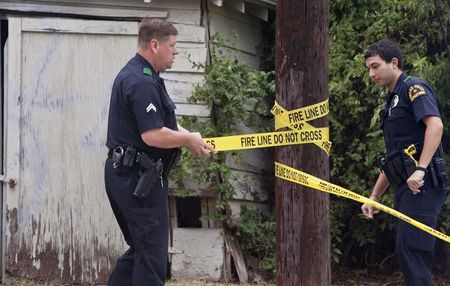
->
[408,84,426,102]
[146,103,157,113]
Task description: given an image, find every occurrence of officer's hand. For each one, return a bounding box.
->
[407,170,425,195]
[361,202,380,219]
[186,132,217,158]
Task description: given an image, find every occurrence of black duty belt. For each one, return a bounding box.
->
[108,146,155,169]
[379,143,449,190]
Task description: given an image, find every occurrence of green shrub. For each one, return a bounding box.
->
[170,33,275,223]
[329,0,450,269]
[172,0,450,277]
[235,205,276,279]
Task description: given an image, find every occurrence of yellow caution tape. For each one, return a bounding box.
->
[271,100,331,155]
[205,128,329,152]
[272,99,329,130]
[202,99,449,243]
[275,162,450,243]
[202,99,331,154]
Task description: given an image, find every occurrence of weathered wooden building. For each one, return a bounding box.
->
[0,0,274,283]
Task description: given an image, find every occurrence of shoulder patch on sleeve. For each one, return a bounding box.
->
[143,67,152,76]
[408,84,426,102]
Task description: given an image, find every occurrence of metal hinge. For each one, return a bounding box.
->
[0,175,17,188]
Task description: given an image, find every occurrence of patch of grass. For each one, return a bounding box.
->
[3,277,56,286]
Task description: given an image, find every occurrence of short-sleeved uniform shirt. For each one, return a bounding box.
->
[106,53,178,160]
[381,73,440,159]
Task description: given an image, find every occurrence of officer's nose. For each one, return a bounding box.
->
[369,68,376,79]
[173,47,179,56]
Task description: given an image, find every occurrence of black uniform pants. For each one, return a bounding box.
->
[394,178,447,286]
[104,158,169,286]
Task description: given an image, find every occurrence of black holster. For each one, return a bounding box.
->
[431,145,449,190]
[133,153,163,198]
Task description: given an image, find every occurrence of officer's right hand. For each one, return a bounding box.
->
[361,197,380,219]
[186,132,216,158]
[406,170,425,195]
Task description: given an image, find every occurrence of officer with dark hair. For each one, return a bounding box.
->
[361,39,448,286]
[105,18,215,286]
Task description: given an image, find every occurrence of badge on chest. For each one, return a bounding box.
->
[387,94,399,117]
[390,94,399,108]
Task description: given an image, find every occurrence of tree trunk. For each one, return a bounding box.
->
[275,1,331,285]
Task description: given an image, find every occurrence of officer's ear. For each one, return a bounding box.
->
[391,57,399,70]
[149,39,159,54]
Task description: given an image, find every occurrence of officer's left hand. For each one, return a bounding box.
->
[407,170,425,195]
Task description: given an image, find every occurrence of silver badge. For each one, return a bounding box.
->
[390,94,399,108]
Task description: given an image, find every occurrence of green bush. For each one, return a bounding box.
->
[235,205,276,279]
[170,34,276,278]
[170,33,275,221]
[329,0,450,269]
[173,0,450,278]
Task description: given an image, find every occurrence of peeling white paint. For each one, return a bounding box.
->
[4,2,268,283]
[32,258,40,270]
[5,14,208,283]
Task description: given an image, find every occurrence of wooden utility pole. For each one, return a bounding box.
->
[275,1,330,285]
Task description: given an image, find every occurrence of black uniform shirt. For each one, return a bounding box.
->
[381,73,440,158]
[106,53,178,159]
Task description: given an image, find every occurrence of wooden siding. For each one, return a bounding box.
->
[1,0,201,11]
[0,0,202,26]
[1,1,272,282]
[0,2,168,19]
[207,0,272,216]
[208,0,275,21]
[4,16,207,283]
[3,17,22,282]
[208,3,262,69]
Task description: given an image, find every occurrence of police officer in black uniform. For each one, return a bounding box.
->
[105,19,215,286]
[361,40,448,286]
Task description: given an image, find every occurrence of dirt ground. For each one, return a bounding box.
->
[4,271,450,286]
[331,269,450,286]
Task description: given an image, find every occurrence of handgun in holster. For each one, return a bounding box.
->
[433,157,450,190]
[133,153,163,198]
[432,144,449,190]
[428,160,440,188]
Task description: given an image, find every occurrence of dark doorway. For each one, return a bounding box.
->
[176,197,202,228]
